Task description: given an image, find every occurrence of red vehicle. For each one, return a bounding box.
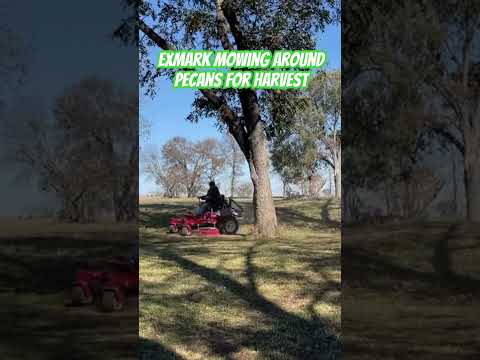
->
[67,256,138,312]
[169,196,243,236]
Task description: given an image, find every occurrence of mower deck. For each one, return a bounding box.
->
[198,227,221,236]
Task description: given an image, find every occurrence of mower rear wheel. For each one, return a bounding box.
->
[219,216,239,235]
[101,291,123,312]
[181,226,192,236]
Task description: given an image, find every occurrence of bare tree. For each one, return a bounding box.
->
[237,182,254,198]
[143,137,225,197]
[12,77,138,222]
[221,133,245,197]
[142,148,184,197]
[347,2,480,222]
[54,77,139,221]
[15,112,112,222]
[300,174,327,198]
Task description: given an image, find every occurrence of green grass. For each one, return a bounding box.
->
[343,221,480,359]
[139,197,341,360]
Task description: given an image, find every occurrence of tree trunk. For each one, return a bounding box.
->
[461,99,480,222]
[114,144,139,222]
[329,167,333,196]
[452,156,458,216]
[334,167,341,199]
[306,167,316,198]
[464,140,480,222]
[65,198,81,222]
[230,165,236,197]
[384,186,391,216]
[333,149,341,199]
[247,121,278,237]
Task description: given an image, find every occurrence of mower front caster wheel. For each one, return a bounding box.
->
[71,286,91,306]
[100,291,123,312]
[181,226,192,236]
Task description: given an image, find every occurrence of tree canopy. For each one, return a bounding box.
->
[270,71,340,198]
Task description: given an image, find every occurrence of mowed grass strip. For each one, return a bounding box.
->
[139,197,341,360]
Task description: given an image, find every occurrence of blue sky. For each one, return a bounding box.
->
[140,24,341,195]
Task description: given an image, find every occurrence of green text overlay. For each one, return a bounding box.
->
[157,50,327,89]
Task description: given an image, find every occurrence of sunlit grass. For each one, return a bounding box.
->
[139,197,341,359]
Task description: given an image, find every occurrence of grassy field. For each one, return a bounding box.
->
[0,222,138,359]
[139,197,341,360]
[343,221,480,359]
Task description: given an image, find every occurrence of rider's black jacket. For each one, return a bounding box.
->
[205,185,222,210]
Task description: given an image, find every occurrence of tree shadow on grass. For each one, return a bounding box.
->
[320,198,340,226]
[139,199,340,358]
[343,223,480,296]
[276,199,340,231]
[342,222,480,358]
[139,337,187,360]
[342,223,480,359]
[145,244,341,360]
[0,299,138,360]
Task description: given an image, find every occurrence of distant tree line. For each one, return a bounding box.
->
[343,2,480,223]
[142,71,340,201]
[12,77,138,223]
[142,133,253,198]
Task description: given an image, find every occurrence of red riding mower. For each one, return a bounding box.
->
[169,196,243,237]
[66,255,139,312]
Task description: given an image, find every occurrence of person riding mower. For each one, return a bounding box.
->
[169,181,243,236]
[195,180,222,216]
